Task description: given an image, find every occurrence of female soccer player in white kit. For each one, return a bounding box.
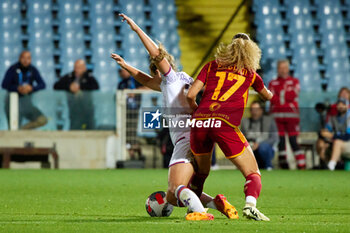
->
[111,14,238,221]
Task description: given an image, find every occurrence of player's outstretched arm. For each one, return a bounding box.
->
[119,13,170,75]
[186,79,205,112]
[258,86,273,101]
[111,53,161,92]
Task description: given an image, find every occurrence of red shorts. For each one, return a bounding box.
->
[275,118,300,136]
[190,120,249,159]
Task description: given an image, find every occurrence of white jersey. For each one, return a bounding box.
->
[160,67,193,145]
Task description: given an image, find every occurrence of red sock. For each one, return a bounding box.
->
[244,173,262,200]
[295,153,306,169]
[187,173,208,197]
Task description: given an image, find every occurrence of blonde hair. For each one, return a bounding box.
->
[149,43,177,76]
[215,33,261,72]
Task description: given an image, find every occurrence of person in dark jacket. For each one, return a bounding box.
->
[1,51,47,129]
[54,59,99,130]
[240,101,279,170]
[54,59,99,92]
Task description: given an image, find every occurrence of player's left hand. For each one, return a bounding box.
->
[111,53,126,68]
[119,13,138,31]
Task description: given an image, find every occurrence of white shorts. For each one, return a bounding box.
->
[169,133,193,167]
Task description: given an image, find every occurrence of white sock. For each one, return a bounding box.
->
[175,185,206,213]
[245,195,257,207]
[205,200,217,210]
[200,192,217,210]
[328,161,336,171]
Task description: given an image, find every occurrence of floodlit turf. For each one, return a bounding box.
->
[0,170,349,233]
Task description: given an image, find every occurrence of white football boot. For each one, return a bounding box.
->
[243,203,270,221]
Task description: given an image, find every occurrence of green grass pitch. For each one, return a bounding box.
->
[0,169,349,233]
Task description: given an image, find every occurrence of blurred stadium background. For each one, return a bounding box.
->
[0,0,349,169]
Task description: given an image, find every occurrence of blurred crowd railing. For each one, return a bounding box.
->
[0,90,116,131]
[0,90,339,132]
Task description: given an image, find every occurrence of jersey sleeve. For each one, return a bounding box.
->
[252,73,264,92]
[196,62,210,84]
[163,66,177,83]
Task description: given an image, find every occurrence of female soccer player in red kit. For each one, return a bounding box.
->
[187,33,273,221]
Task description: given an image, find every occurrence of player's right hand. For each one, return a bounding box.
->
[119,13,138,31]
[111,53,126,67]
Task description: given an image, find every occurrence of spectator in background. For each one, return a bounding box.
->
[118,68,144,160]
[327,87,350,119]
[316,87,350,167]
[118,68,143,89]
[321,98,350,170]
[241,101,279,170]
[268,59,305,169]
[54,59,99,92]
[54,59,98,130]
[1,51,47,129]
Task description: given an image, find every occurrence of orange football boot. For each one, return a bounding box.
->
[214,194,239,219]
[185,212,214,221]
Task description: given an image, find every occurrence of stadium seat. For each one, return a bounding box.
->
[261,44,287,62]
[0,15,21,30]
[58,1,85,75]
[323,45,348,63]
[119,0,144,27]
[0,0,22,75]
[292,46,318,60]
[295,71,322,92]
[293,56,322,91]
[0,27,21,42]
[326,59,350,74]
[299,75,321,92]
[0,0,21,16]
[59,1,82,16]
[253,0,280,18]
[89,0,118,91]
[289,16,313,31]
[27,0,56,89]
[0,39,22,77]
[315,0,341,18]
[326,73,350,91]
[290,31,315,49]
[147,0,180,60]
[257,30,284,48]
[324,57,350,91]
[321,30,346,47]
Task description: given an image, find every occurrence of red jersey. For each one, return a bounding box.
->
[193,60,265,127]
[268,76,300,119]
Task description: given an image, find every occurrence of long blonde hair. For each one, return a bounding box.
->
[215,33,261,72]
[149,43,177,76]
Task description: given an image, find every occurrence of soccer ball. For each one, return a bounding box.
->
[145,191,173,217]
